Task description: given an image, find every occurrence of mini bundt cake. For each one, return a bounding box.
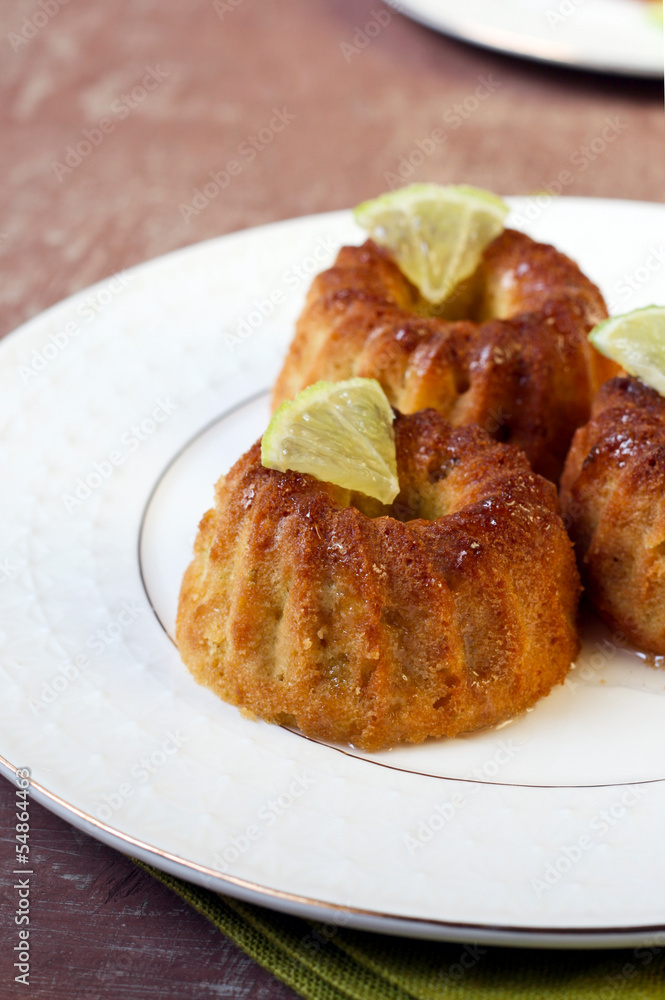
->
[273,230,619,481]
[177,409,581,751]
[561,375,665,655]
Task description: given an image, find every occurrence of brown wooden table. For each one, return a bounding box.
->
[0,0,663,995]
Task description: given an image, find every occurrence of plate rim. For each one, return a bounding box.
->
[0,209,351,361]
[4,754,665,949]
[4,196,665,948]
[1,194,662,364]
[396,0,664,78]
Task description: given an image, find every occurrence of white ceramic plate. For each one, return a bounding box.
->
[2,198,665,948]
[395,0,663,78]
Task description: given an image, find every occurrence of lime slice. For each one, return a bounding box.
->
[647,1,662,28]
[589,306,665,396]
[261,378,399,504]
[353,183,509,303]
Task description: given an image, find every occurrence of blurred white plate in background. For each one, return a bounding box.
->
[396,0,663,77]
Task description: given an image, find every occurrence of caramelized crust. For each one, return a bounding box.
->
[561,376,665,655]
[177,410,580,750]
[273,231,618,481]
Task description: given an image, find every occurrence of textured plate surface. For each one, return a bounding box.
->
[397,0,663,77]
[2,198,665,947]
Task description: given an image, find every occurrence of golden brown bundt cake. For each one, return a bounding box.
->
[273,230,619,481]
[561,375,665,656]
[177,409,580,751]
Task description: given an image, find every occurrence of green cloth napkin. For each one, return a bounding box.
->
[136,861,665,999]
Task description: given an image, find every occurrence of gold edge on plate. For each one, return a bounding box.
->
[3,751,665,943]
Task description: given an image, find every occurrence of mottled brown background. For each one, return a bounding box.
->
[0,0,663,995]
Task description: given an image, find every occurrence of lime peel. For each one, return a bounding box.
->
[353,183,509,304]
[589,306,665,397]
[261,378,399,504]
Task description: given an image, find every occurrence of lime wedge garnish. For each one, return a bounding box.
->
[589,306,665,396]
[353,183,509,304]
[261,378,399,504]
[647,1,662,28]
